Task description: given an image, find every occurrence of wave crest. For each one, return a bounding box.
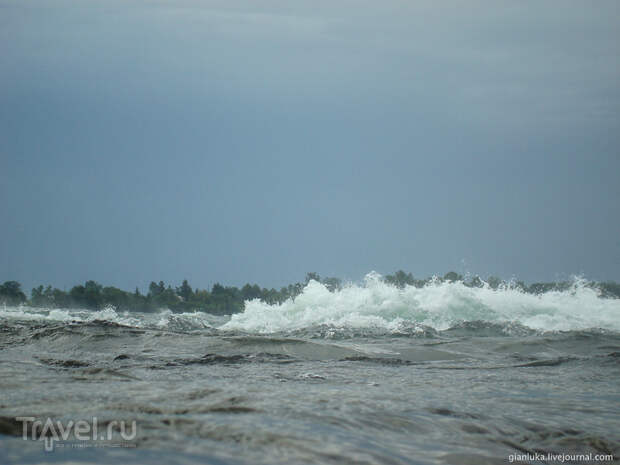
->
[222,273,620,333]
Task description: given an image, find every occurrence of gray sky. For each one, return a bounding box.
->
[1,0,619,293]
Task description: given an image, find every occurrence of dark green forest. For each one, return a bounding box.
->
[1,271,619,315]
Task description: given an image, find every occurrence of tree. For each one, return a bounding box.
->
[466,276,484,288]
[385,270,414,288]
[148,281,167,298]
[443,271,463,283]
[487,276,502,290]
[305,272,321,284]
[84,281,103,308]
[68,281,103,309]
[322,277,342,292]
[241,284,262,301]
[177,280,193,301]
[599,281,620,299]
[0,281,26,305]
[102,286,129,309]
[31,285,45,306]
[70,285,86,304]
[51,288,70,307]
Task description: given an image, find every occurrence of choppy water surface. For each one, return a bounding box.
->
[1,278,619,464]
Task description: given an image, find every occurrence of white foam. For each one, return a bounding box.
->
[222,273,620,333]
[0,304,218,330]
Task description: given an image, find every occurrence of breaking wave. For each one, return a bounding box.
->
[223,272,620,333]
[2,273,619,335]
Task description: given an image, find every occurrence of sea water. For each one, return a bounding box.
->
[0,275,618,464]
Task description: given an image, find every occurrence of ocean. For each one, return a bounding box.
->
[1,275,619,464]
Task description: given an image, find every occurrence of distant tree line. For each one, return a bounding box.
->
[0,271,619,314]
[0,273,342,314]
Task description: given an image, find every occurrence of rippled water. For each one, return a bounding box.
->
[1,279,619,464]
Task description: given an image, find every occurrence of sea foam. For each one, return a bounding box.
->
[222,272,620,333]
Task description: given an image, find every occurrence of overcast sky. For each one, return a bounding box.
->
[1,0,619,293]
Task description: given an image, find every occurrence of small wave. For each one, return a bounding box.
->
[0,306,222,332]
[165,353,297,367]
[441,321,536,337]
[36,357,90,368]
[340,356,417,366]
[153,310,222,332]
[0,305,141,326]
[513,356,579,367]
